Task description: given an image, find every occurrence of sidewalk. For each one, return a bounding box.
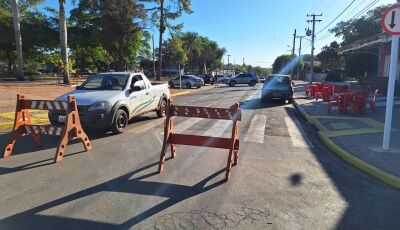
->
[293,81,400,189]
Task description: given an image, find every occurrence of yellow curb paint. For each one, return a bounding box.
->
[171,91,190,97]
[0,118,48,130]
[330,122,353,130]
[320,128,383,138]
[319,132,400,190]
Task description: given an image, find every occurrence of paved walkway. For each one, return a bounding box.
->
[293,81,400,189]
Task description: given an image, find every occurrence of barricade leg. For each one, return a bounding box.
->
[233,140,239,166]
[224,148,234,181]
[158,115,172,173]
[170,144,176,158]
[3,128,24,158]
[55,131,69,163]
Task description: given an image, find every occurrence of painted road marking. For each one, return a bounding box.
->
[244,114,267,143]
[202,120,231,137]
[285,116,313,148]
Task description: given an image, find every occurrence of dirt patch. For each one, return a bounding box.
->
[0,81,75,113]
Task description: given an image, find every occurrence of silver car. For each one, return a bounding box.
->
[169,75,204,89]
[227,73,258,87]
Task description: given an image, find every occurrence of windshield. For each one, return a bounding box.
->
[79,74,129,90]
[269,76,290,85]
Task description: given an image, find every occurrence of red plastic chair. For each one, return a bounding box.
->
[305,84,310,97]
[328,95,342,113]
[369,89,379,112]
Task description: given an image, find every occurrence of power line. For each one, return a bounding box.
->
[316,0,357,35]
[348,0,379,21]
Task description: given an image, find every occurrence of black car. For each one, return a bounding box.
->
[261,75,293,103]
[197,74,214,85]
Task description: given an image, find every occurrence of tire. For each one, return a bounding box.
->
[229,81,236,87]
[186,82,192,89]
[287,98,293,104]
[196,85,201,89]
[249,80,257,86]
[111,109,128,134]
[156,99,167,118]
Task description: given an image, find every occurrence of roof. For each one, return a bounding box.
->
[98,72,141,75]
[338,33,391,54]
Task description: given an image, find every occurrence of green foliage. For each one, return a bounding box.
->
[346,53,377,78]
[272,54,297,74]
[69,0,147,71]
[330,5,389,46]
[325,70,343,82]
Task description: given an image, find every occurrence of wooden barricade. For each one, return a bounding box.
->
[158,99,241,181]
[3,94,92,163]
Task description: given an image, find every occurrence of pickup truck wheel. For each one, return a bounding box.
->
[186,82,192,89]
[156,99,166,118]
[249,80,257,86]
[112,109,128,134]
[229,81,236,87]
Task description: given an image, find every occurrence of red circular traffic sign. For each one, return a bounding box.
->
[382,4,400,35]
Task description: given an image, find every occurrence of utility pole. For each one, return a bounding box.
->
[291,29,297,76]
[227,55,231,74]
[152,34,156,79]
[292,29,296,56]
[307,14,322,86]
[296,35,306,80]
[243,58,245,66]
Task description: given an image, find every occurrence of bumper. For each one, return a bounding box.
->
[49,106,113,130]
[262,91,293,100]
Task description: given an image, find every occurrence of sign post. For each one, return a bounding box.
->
[381,3,400,150]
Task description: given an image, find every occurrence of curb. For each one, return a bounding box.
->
[293,99,400,190]
[0,118,49,131]
[170,91,191,97]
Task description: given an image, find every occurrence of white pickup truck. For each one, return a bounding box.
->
[50,72,170,134]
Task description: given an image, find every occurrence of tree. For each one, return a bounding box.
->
[59,0,70,83]
[272,54,297,74]
[329,5,387,77]
[146,0,192,80]
[11,0,24,80]
[317,41,340,70]
[70,0,148,72]
[330,5,388,45]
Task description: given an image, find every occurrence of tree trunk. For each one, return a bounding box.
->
[59,0,71,84]
[6,51,12,72]
[157,0,164,81]
[11,0,24,80]
[115,35,125,71]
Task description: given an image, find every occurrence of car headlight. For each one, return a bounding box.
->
[88,101,112,111]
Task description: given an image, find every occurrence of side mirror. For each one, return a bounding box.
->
[130,86,142,93]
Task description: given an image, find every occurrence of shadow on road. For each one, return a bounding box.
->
[0,159,226,229]
[284,106,400,229]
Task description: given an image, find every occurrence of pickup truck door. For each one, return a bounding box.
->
[130,75,156,116]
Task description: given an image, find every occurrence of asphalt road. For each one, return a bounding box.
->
[1,84,400,229]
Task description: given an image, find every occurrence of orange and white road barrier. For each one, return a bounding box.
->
[158,99,241,181]
[3,94,92,163]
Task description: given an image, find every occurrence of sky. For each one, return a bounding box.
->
[40,0,394,68]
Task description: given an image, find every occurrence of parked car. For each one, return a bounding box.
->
[261,75,293,103]
[226,73,258,86]
[50,72,170,134]
[215,75,229,84]
[197,74,214,85]
[264,74,290,83]
[169,75,204,89]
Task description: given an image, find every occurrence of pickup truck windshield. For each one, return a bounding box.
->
[79,74,129,90]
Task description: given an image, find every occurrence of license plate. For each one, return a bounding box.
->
[58,115,66,122]
[272,92,281,97]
